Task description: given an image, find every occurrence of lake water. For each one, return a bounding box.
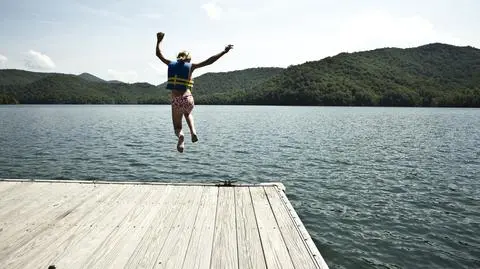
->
[0,105,479,269]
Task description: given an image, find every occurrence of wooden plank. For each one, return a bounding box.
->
[0,181,13,192]
[0,182,51,221]
[53,185,151,268]
[0,181,35,202]
[0,183,100,263]
[82,185,168,269]
[0,181,26,197]
[1,184,129,269]
[0,181,328,269]
[250,187,295,269]
[210,187,238,269]
[235,187,267,269]
[0,182,45,215]
[181,186,218,269]
[124,185,190,268]
[275,187,329,269]
[0,182,82,223]
[1,179,285,188]
[264,186,318,269]
[153,186,204,269]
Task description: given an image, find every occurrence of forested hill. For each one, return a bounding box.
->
[0,71,167,104]
[1,43,479,106]
[0,67,284,105]
[0,69,55,86]
[233,43,480,106]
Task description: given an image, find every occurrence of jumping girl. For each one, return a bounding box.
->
[155,32,233,152]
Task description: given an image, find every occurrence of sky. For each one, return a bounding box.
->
[1,0,479,85]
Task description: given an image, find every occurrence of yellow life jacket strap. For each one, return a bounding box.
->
[168,76,194,87]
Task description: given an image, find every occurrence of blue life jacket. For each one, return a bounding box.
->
[166,61,194,91]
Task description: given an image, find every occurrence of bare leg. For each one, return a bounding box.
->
[172,107,185,152]
[184,113,198,143]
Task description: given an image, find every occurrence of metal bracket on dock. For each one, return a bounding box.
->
[216,179,238,186]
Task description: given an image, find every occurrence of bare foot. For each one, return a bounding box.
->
[192,134,198,143]
[177,134,185,153]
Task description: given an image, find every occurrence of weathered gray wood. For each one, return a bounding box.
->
[124,185,191,268]
[83,185,168,269]
[54,185,151,268]
[0,178,285,188]
[265,186,318,269]
[0,182,55,221]
[235,187,267,269]
[275,186,330,269]
[153,185,204,269]
[181,186,218,269]
[0,181,27,197]
[250,187,295,269]
[0,181,34,202]
[2,184,129,269]
[0,182,89,223]
[210,187,238,269]
[0,183,100,265]
[0,180,328,269]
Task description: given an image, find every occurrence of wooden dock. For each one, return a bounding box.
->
[0,179,328,269]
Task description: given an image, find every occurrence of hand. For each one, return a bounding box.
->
[224,44,233,53]
[157,32,165,42]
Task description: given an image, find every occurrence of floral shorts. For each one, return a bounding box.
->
[171,94,195,115]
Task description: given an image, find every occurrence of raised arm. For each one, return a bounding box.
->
[156,32,171,65]
[192,44,233,71]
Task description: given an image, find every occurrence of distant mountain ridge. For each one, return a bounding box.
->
[0,69,56,86]
[78,73,105,83]
[1,43,479,106]
[0,67,285,104]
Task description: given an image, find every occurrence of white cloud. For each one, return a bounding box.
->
[144,63,168,84]
[107,69,138,83]
[24,50,56,70]
[0,54,7,68]
[148,62,166,75]
[335,10,462,52]
[202,2,222,20]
